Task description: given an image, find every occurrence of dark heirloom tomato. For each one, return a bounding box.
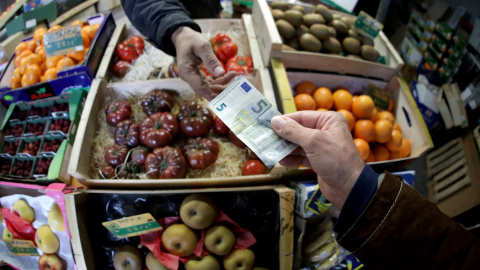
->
[213,116,229,136]
[182,137,219,169]
[141,89,174,115]
[113,60,131,78]
[242,159,266,176]
[104,144,129,166]
[105,100,132,127]
[140,112,179,149]
[114,120,140,147]
[177,101,213,137]
[131,146,149,166]
[228,130,246,148]
[145,146,187,179]
[101,164,116,179]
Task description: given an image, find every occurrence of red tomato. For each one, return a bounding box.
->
[105,100,132,127]
[140,89,174,115]
[140,112,179,149]
[177,101,213,137]
[220,42,238,59]
[242,159,266,176]
[101,164,116,179]
[226,56,253,75]
[182,137,219,170]
[228,130,246,148]
[213,116,229,136]
[131,146,149,166]
[114,119,140,148]
[129,35,144,54]
[117,44,138,61]
[113,60,130,78]
[104,144,129,167]
[145,146,187,179]
[210,33,231,45]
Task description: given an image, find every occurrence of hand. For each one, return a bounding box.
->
[171,26,236,100]
[271,111,365,209]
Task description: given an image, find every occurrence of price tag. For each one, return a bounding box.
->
[366,83,391,111]
[4,239,39,256]
[354,11,383,39]
[102,213,162,239]
[43,26,84,58]
[25,19,36,29]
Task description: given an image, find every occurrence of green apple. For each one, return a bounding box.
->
[35,225,60,254]
[113,244,143,270]
[48,203,65,232]
[180,194,218,230]
[204,224,235,256]
[145,251,172,270]
[12,199,35,223]
[223,248,255,270]
[185,255,220,270]
[3,227,14,240]
[161,223,199,257]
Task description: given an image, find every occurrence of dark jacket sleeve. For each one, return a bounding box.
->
[120,0,201,56]
[336,172,480,269]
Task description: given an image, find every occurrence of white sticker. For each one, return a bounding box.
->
[25,19,36,29]
[468,99,477,110]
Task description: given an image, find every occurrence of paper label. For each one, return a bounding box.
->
[44,26,83,57]
[208,75,298,168]
[4,239,39,256]
[25,19,36,29]
[102,213,162,239]
[366,83,391,111]
[354,11,383,39]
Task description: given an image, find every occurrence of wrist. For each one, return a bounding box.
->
[171,26,193,47]
[320,162,365,209]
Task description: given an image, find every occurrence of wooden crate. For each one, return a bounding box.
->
[428,133,480,217]
[65,186,294,270]
[251,0,404,81]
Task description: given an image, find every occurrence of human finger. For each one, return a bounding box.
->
[194,41,225,78]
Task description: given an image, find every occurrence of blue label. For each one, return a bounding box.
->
[241,82,251,92]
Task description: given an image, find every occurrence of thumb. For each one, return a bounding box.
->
[271,116,310,146]
[198,47,225,77]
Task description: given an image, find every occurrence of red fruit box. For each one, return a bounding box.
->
[0,138,20,157]
[64,187,294,270]
[17,136,43,158]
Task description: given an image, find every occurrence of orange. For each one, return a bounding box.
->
[294,93,316,111]
[40,62,47,74]
[295,81,316,95]
[81,25,91,37]
[378,111,395,124]
[386,129,402,152]
[374,119,393,143]
[34,31,45,46]
[354,138,370,161]
[389,151,401,160]
[24,64,41,86]
[316,108,328,111]
[27,39,37,52]
[33,27,47,36]
[393,122,402,133]
[15,42,28,56]
[400,138,411,158]
[10,76,21,89]
[87,23,101,40]
[352,95,358,103]
[313,87,333,109]
[354,119,375,142]
[19,49,33,58]
[21,74,28,87]
[14,56,22,68]
[43,68,58,81]
[57,56,76,71]
[48,25,63,32]
[25,64,41,78]
[332,89,353,111]
[366,150,375,163]
[12,68,21,79]
[352,95,374,119]
[36,47,46,62]
[19,58,29,75]
[66,50,86,62]
[82,33,91,49]
[370,108,379,122]
[337,109,355,132]
[71,19,84,27]
[372,144,389,162]
[46,55,63,69]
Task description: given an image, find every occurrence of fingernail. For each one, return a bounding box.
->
[213,66,224,76]
[271,116,286,130]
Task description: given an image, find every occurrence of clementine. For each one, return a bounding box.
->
[389,151,401,160]
[400,138,411,158]
[370,108,379,122]
[372,144,389,162]
[294,93,316,111]
[352,95,374,119]
[313,87,333,109]
[333,89,353,110]
[378,111,395,124]
[15,42,28,56]
[354,138,370,161]
[337,109,355,132]
[354,119,375,142]
[386,129,402,152]
[56,56,76,71]
[295,81,316,95]
[43,68,58,81]
[316,108,328,111]
[71,19,84,27]
[374,119,393,143]
[366,150,375,163]
[393,122,402,133]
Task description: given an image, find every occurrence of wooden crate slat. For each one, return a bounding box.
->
[427,137,462,162]
[433,158,467,183]
[434,176,470,202]
[430,150,465,176]
[434,165,469,191]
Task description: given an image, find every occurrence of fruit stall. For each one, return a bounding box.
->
[2,0,478,269]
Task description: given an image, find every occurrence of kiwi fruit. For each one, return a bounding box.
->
[271,9,284,21]
[282,44,297,51]
[299,33,322,52]
[342,37,361,54]
[360,36,375,46]
[328,26,337,38]
[283,10,303,27]
[276,19,296,39]
[296,25,309,38]
[314,4,333,23]
[329,19,348,35]
[291,5,305,14]
[322,37,342,53]
[360,45,380,61]
[271,1,289,11]
[309,24,330,40]
[347,29,360,40]
[286,38,300,50]
[333,14,342,20]
[346,54,363,60]
[340,16,356,28]
[303,13,325,27]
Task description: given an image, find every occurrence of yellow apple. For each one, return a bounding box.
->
[38,253,64,270]
[185,255,220,270]
[12,199,35,223]
[3,227,14,240]
[113,244,142,270]
[180,194,218,230]
[48,203,65,232]
[223,248,255,270]
[204,224,235,256]
[161,223,199,257]
[145,251,172,270]
[35,225,60,254]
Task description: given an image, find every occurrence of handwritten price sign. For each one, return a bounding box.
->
[43,25,84,58]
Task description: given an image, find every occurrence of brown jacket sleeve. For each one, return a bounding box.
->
[337,172,480,269]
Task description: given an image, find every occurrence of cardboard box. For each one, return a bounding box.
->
[410,79,441,130]
[251,0,404,82]
[65,186,294,270]
[289,180,331,218]
[0,13,116,106]
[6,1,57,37]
